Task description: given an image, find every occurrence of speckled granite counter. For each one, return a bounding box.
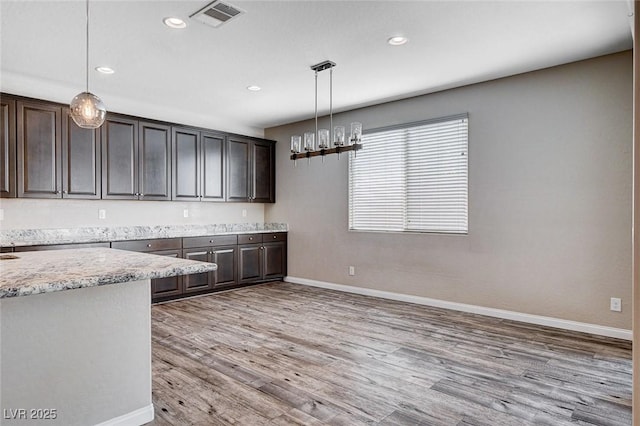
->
[0,247,217,298]
[0,222,288,247]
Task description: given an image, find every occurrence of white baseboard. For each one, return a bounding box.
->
[284,276,632,341]
[94,404,154,426]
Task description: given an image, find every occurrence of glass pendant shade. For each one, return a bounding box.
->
[334,126,345,146]
[350,122,362,144]
[291,135,302,153]
[304,132,315,151]
[70,92,106,129]
[318,129,330,149]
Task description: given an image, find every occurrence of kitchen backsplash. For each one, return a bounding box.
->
[0,198,265,230]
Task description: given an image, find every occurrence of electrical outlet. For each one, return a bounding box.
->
[610,297,622,312]
[98,209,106,220]
[183,209,189,218]
[349,266,355,276]
[242,209,247,218]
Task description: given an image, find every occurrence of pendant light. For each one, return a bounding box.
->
[70,0,106,129]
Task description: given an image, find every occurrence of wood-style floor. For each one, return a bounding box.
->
[149,282,632,425]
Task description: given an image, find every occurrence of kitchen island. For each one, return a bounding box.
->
[0,248,217,426]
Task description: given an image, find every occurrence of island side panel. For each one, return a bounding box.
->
[0,279,153,426]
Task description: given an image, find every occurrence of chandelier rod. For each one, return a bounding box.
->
[330,67,333,143]
[314,70,318,145]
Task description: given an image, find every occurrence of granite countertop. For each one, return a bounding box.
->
[0,223,288,247]
[0,248,217,299]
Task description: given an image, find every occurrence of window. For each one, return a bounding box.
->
[349,114,468,234]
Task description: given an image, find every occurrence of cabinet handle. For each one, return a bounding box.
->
[54,190,60,194]
[209,240,214,243]
[249,237,253,241]
[147,244,152,248]
[273,235,277,239]
[62,190,67,195]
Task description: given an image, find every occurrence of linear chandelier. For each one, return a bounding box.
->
[290,60,362,164]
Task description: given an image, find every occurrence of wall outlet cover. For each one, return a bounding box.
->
[349,266,355,276]
[98,209,106,220]
[610,297,622,312]
[183,209,189,218]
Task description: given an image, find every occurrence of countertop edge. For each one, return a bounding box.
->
[0,223,289,247]
[0,248,217,299]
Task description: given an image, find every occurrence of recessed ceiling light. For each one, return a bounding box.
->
[246,85,261,92]
[388,36,409,46]
[95,66,115,74]
[163,17,187,29]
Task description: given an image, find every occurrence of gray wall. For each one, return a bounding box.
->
[265,51,633,330]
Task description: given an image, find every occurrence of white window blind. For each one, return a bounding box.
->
[349,114,468,234]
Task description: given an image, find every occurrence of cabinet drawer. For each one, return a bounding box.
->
[183,235,237,248]
[111,238,181,252]
[238,233,262,244]
[263,232,287,242]
[15,242,110,252]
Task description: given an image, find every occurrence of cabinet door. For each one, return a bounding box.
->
[201,132,225,202]
[238,243,262,283]
[61,109,100,199]
[17,100,62,198]
[263,242,286,280]
[172,127,200,201]
[139,121,171,200]
[182,248,214,293]
[102,116,138,199]
[151,249,183,300]
[252,140,275,203]
[226,137,250,202]
[0,98,16,198]
[212,245,237,288]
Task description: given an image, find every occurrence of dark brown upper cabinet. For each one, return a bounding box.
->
[102,116,171,200]
[17,100,62,198]
[252,139,275,203]
[61,108,101,199]
[172,126,225,202]
[0,97,16,198]
[139,121,171,200]
[15,99,100,200]
[227,137,275,203]
[102,115,138,199]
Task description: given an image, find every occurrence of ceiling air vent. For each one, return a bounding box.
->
[190,0,245,28]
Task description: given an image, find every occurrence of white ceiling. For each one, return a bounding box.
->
[0,1,634,137]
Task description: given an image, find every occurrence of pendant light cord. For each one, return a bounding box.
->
[85,0,89,93]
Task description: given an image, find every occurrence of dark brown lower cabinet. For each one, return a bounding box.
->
[182,234,238,293]
[111,238,183,301]
[182,247,214,294]
[10,232,286,302]
[238,233,286,284]
[150,249,183,300]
